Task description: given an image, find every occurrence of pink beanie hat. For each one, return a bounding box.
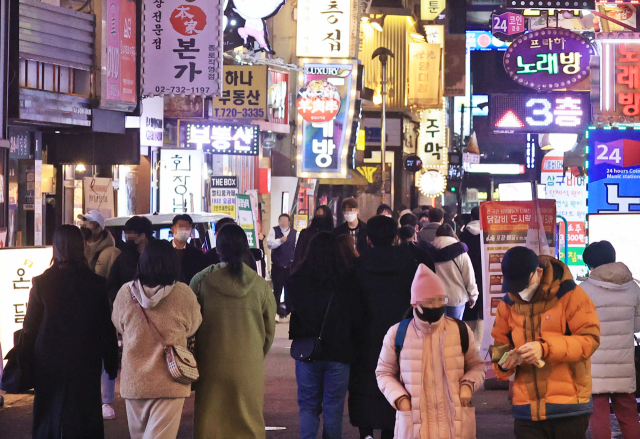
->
[410,264,446,305]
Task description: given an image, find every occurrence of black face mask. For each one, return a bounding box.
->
[124,239,137,250]
[415,306,445,323]
[80,227,93,241]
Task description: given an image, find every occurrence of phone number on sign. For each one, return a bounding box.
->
[212,108,265,119]
[154,86,211,94]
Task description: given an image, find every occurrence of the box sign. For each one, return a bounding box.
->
[588,129,640,214]
[490,92,590,134]
[491,10,526,42]
[408,43,442,108]
[159,149,202,213]
[184,123,259,156]
[417,103,448,172]
[296,0,355,58]
[140,96,164,147]
[211,65,267,120]
[297,61,359,178]
[503,29,595,90]
[210,176,237,217]
[142,0,223,97]
[421,0,446,21]
[268,70,289,125]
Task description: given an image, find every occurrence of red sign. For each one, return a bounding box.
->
[480,200,556,236]
[104,0,137,107]
[296,80,341,123]
[268,70,289,125]
[170,5,207,36]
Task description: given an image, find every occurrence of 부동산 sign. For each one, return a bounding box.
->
[211,65,267,119]
[503,29,594,90]
[184,123,259,156]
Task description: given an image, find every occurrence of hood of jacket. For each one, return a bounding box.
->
[588,262,635,288]
[85,230,116,261]
[432,236,468,263]
[203,262,260,298]
[465,220,481,236]
[359,246,417,275]
[129,279,174,309]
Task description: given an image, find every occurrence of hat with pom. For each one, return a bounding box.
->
[411,263,446,305]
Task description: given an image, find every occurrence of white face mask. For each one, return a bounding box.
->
[174,228,191,242]
[280,226,289,233]
[383,214,392,218]
[519,271,541,302]
[344,212,358,223]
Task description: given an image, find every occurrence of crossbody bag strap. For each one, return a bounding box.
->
[317,291,336,341]
[131,293,168,349]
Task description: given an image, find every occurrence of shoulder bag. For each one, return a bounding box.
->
[132,294,199,384]
[290,292,335,362]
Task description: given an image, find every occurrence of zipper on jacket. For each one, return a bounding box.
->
[530,307,541,420]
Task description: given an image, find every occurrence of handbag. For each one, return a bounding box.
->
[132,294,199,385]
[290,292,335,362]
[0,330,34,394]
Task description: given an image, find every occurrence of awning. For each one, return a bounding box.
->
[318,169,370,186]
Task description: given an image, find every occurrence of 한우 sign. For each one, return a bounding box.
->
[184,123,259,156]
[211,65,267,119]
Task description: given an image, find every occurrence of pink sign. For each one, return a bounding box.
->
[104,0,137,106]
[106,0,120,101]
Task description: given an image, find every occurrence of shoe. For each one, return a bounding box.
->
[102,404,115,420]
[275,315,281,323]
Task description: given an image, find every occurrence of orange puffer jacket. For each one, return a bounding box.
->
[491,256,600,422]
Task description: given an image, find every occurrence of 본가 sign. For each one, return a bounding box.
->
[184,123,259,156]
[503,29,594,91]
[211,65,267,120]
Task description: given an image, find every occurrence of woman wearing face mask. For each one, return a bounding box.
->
[376,264,485,439]
[292,205,335,273]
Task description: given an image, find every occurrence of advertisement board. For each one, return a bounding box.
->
[408,43,442,108]
[211,66,267,120]
[588,129,640,214]
[142,0,223,97]
[296,0,356,58]
[237,193,257,249]
[84,177,116,219]
[159,149,202,213]
[183,122,259,156]
[210,176,238,218]
[0,247,54,364]
[466,31,509,52]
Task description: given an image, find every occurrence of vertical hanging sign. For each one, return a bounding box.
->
[408,43,442,108]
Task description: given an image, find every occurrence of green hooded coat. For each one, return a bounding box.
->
[189,263,276,439]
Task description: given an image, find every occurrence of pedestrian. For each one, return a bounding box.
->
[189,225,277,439]
[107,215,154,303]
[292,205,334,272]
[432,224,479,320]
[257,220,267,277]
[170,214,208,285]
[288,232,363,439]
[580,241,640,439]
[267,213,297,322]
[349,215,421,439]
[443,205,457,234]
[337,234,360,269]
[111,240,202,439]
[399,213,436,270]
[334,198,369,255]
[21,225,118,439]
[376,204,393,217]
[417,212,429,230]
[417,208,444,244]
[492,247,600,439]
[376,264,485,439]
[79,209,122,420]
[458,207,484,352]
[204,217,258,271]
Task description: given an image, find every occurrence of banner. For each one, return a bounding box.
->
[408,43,442,108]
[237,194,257,249]
[479,200,556,371]
[210,176,238,218]
[84,177,115,219]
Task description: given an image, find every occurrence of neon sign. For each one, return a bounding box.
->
[506,0,594,8]
[490,93,590,134]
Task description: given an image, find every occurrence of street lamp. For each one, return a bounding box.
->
[372,47,395,205]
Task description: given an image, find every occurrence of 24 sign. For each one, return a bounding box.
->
[492,10,526,42]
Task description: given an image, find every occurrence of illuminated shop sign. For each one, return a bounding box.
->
[417,101,448,172]
[503,29,595,90]
[211,65,267,120]
[159,149,202,213]
[418,170,447,197]
[296,0,357,58]
[296,60,359,178]
[184,123,259,156]
[466,31,509,52]
[490,92,590,134]
[505,0,594,9]
[492,10,526,42]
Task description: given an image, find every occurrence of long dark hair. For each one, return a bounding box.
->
[216,224,249,277]
[136,240,181,287]
[436,224,458,240]
[300,232,347,285]
[53,225,87,268]
[337,234,359,268]
[309,205,334,232]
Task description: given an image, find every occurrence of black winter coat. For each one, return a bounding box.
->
[107,244,141,303]
[333,219,369,256]
[349,245,420,430]
[176,244,209,285]
[288,270,363,364]
[459,228,483,320]
[21,263,118,439]
[291,228,317,273]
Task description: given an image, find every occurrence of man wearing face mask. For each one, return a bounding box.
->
[334,198,369,255]
[267,214,297,322]
[376,264,485,439]
[79,210,120,279]
[376,204,393,218]
[491,247,600,439]
[171,214,208,285]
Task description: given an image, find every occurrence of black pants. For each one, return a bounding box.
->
[359,427,393,439]
[514,414,590,439]
[271,264,291,317]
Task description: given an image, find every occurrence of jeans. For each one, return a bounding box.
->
[271,264,291,317]
[446,304,466,320]
[296,360,350,439]
[590,393,640,439]
[102,367,116,404]
[514,414,590,439]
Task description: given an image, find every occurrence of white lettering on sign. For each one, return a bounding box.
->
[186,124,259,156]
[311,122,336,168]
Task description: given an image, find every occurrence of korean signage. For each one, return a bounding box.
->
[101,0,137,111]
[417,104,448,172]
[491,10,526,42]
[159,149,202,213]
[9,128,30,159]
[184,123,259,156]
[142,0,223,97]
[478,200,556,367]
[140,96,164,147]
[296,0,355,58]
[211,176,237,217]
[268,70,290,125]
[503,29,594,91]
[297,61,359,178]
[421,0,446,21]
[0,247,54,364]
[408,43,442,108]
[490,93,589,134]
[84,177,116,219]
[467,31,509,52]
[593,34,640,124]
[588,129,640,214]
[211,65,267,119]
[237,194,257,249]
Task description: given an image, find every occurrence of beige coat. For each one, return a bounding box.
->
[112,281,202,399]
[376,315,485,439]
[85,230,120,278]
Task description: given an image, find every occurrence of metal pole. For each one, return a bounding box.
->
[380,61,387,204]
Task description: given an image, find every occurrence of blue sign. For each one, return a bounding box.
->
[588,129,640,214]
[466,31,509,52]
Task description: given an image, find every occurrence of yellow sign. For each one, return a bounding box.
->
[421,0,446,21]
[408,43,441,108]
[356,129,365,151]
[211,66,267,120]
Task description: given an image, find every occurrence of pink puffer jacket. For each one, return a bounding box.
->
[376,315,485,439]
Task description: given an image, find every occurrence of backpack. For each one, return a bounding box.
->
[394,318,469,359]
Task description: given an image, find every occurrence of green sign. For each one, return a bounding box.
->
[559,246,585,267]
[236,194,257,249]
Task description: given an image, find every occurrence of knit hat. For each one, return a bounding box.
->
[411,264,446,305]
[501,247,539,293]
[583,241,616,269]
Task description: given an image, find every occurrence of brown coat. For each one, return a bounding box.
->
[112,281,202,399]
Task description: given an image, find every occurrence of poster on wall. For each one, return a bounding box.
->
[0,247,54,364]
[296,61,359,178]
[210,176,238,217]
[159,149,202,213]
[588,129,640,214]
[84,177,116,219]
[142,0,223,97]
[479,200,557,373]
[237,193,257,249]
